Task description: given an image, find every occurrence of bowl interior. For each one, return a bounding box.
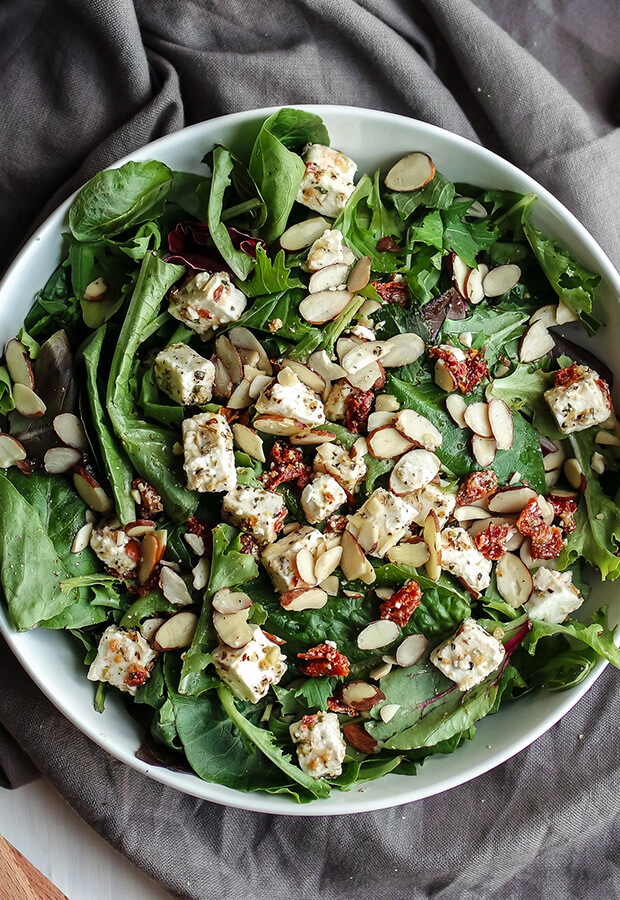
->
[1,105,619,815]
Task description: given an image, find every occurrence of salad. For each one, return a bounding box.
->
[0,107,619,803]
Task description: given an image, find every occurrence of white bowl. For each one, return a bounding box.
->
[1,105,619,816]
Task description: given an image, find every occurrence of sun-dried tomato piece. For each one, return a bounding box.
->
[132,478,163,517]
[262,441,312,492]
[548,496,578,534]
[379,580,422,627]
[124,664,151,689]
[372,279,410,307]
[376,236,401,253]
[429,345,489,393]
[345,388,373,434]
[240,533,261,562]
[325,514,348,534]
[456,470,498,505]
[327,696,359,717]
[516,498,547,539]
[298,642,350,678]
[530,526,564,560]
[554,363,581,388]
[474,523,510,561]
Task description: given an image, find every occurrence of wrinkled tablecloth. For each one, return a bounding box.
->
[1,2,619,898]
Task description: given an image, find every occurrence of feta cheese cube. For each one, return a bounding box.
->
[222,485,287,545]
[289,710,346,779]
[525,567,584,624]
[406,482,457,528]
[346,488,417,557]
[544,365,613,434]
[87,625,157,695]
[255,367,325,427]
[212,626,287,703]
[441,526,492,593]
[182,412,237,492]
[261,525,324,592]
[296,143,357,219]
[154,342,215,406]
[168,271,247,334]
[313,441,367,493]
[430,618,505,691]
[301,474,347,524]
[324,378,355,423]
[90,523,138,577]
[306,228,355,272]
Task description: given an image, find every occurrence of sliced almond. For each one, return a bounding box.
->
[4,339,34,388]
[537,494,555,526]
[336,335,362,362]
[375,394,400,413]
[71,521,93,553]
[215,334,243,385]
[380,703,400,723]
[342,342,389,376]
[340,530,370,582]
[314,545,343,582]
[543,445,567,472]
[212,588,253,615]
[530,304,558,328]
[434,359,457,392]
[446,393,468,428]
[83,277,109,301]
[160,567,193,606]
[213,609,254,648]
[13,383,46,418]
[487,398,514,451]
[346,360,385,391]
[52,412,89,450]
[520,539,558,571]
[212,357,233,401]
[184,532,205,555]
[73,468,112,514]
[393,409,442,450]
[227,380,253,409]
[253,414,305,436]
[367,426,413,459]
[308,263,350,294]
[320,575,340,596]
[389,449,441,493]
[370,661,393,680]
[367,410,395,431]
[295,546,317,586]
[488,486,538,514]
[472,435,497,467]
[495,552,534,608]
[280,216,328,251]
[482,264,521,297]
[564,457,587,491]
[123,520,157,538]
[357,619,400,650]
[545,468,561,489]
[384,151,435,192]
[452,254,472,299]
[232,423,265,462]
[395,634,428,667]
[465,263,489,305]
[547,487,579,501]
[463,401,492,438]
[347,256,372,293]
[192,557,210,591]
[228,327,272,375]
[248,373,273,400]
[0,433,27,468]
[556,299,578,325]
[453,505,493,523]
[595,430,620,448]
[279,359,326,394]
[152,611,198,651]
[307,350,346,383]
[381,333,425,368]
[343,722,380,755]
[290,428,336,446]
[340,681,385,710]
[519,320,555,363]
[423,510,441,581]
[299,289,352,325]
[386,541,430,568]
[280,587,328,612]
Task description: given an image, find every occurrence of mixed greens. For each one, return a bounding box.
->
[1,108,619,803]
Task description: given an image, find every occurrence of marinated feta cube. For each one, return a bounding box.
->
[182,412,237,492]
[168,271,247,334]
[222,485,287,545]
[154,342,215,406]
[212,626,287,703]
[313,441,367,493]
[525,567,584,624]
[261,525,324,592]
[255,367,325,427]
[296,143,357,219]
[430,618,505,691]
[290,710,347,779]
[544,365,613,434]
[441,526,492,593]
[306,229,355,272]
[346,488,417,557]
[90,523,138,577]
[324,378,356,423]
[406,482,457,528]
[87,625,157,695]
[301,474,347,524]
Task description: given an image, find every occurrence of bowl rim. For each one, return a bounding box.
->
[1,103,619,816]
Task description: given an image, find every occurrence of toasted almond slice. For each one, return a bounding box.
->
[463,401,492,438]
[367,425,413,459]
[375,394,400,413]
[564,457,587,491]
[395,634,428,667]
[83,277,109,301]
[357,619,400,650]
[280,216,328,251]
[248,373,273,400]
[467,514,516,538]
[452,254,471,299]
[5,339,35,388]
[346,360,385,391]
[453,505,493,523]
[232,423,265,462]
[446,393,467,428]
[137,532,161,584]
[543,445,567,472]
[357,299,382,323]
[530,304,558,328]
[591,451,606,474]
[213,357,233,400]
[370,661,393,680]
[488,398,514,451]
[192,557,210,591]
[347,256,372,292]
[307,350,346,383]
[341,681,385,710]
[384,151,435,192]
[290,428,336,446]
[389,448,441,493]
[240,351,261,371]
[314,545,343,582]
[472,435,497,467]
[73,468,112,514]
[496,553,534,607]
[0,434,27,468]
[299,289,352,325]
[253,414,305,436]
[212,588,253,615]
[393,409,442,450]
[434,359,457,392]
[308,263,350,294]
[375,587,394,600]
[545,468,561,489]
[386,542,430,568]
[141,617,165,642]
[228,327,273,375]
[160,567,193,606]
[280,587,328,612]
[336,335,362,362]
[340,530,369,582]
[227,379,252,409]
[71,521,93,553]
[215,334,243,385]
[184,532,205,555]
[343,722,381,754]
[423,510,441,581]
[280,359,326,394]
[556,299,578,325]
[295,546,317,586]
[482,264,521,297]
[547,487,579,501]
[465,263,489,305]
[595,430,620,447]
[152,611,198,651]
[357,519,380,554]
[519,320,555,363]
[342,342,390,376]
[379,703,400,723]
[52,412,89,450]
[537,494,555,525]
[320,575,339,596]
[124,519,156,538]
[213,609,254,648]
[367,410,395,431]
[13,383,46,418]
[487,486,537,514]
[381,333,425,368]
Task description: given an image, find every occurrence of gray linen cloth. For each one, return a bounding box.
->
[0,1,619,897]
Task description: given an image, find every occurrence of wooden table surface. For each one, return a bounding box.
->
[0,777,173,900]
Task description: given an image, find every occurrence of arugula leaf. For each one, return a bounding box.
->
[293,677,334,710]
[486,364,552,413]
[406,246,443,304]
[387,171,456,218]
[408,209,444,252]
[525,607,620,667]
[240,246,304,298]
[333,175,404,272]
[442,308,529,367]
[207,147,255,280]
[69,161,173,242]
[441,201,498,267]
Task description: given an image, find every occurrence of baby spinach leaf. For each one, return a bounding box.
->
[207,147,255,280]
[373,565,471,636]
[69,160,173,242]
[24,263,82,344]
[168,171,211,220]
[0,367,14,415]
